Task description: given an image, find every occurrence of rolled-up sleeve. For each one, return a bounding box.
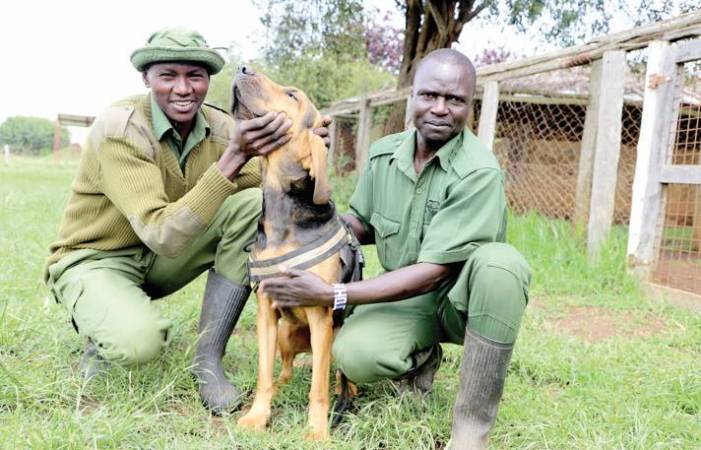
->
[348,159,375,232]
[418,168,506,265]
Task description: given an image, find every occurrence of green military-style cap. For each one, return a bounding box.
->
[130,27,225,74]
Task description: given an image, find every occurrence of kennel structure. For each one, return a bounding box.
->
[324,12,701,300]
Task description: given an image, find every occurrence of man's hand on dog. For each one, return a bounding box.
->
[218,113,332,180]
[260,268,333,309]
[218,111,292,179]
[314,115,332,149]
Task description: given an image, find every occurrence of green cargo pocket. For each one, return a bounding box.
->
[370,212,400,266]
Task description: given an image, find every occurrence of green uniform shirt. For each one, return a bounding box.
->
[349,128,507,272]
[150,95,210,169]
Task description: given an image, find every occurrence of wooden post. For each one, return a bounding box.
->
[52,120,61,164]
[693,186,701,251]
[355,95,372,173]
[466,102,476,133]
[403,95,414,130]
[3,145,9,165]
[627,41,680,277]
[328,118,337,173]
[477,81,499,150]
[586,50,627,260]
[574,59,603,227]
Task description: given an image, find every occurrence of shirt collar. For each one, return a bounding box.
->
[391,128,464,179]
[149,94,210,142]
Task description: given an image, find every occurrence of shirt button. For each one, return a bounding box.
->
[416,188,423,194]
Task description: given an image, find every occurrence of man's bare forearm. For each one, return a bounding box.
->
[345,262,455,306]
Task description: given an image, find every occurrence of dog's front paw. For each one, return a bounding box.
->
[237,410,270,431]
[305,428,330,441]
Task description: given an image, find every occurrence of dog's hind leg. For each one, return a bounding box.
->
[305,307,334,440]
[277,321,310,384]
[237,292,278,431]
[277,320,296,385]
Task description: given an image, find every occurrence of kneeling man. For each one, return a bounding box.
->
[260,49,531,449]
[44,28,328,414]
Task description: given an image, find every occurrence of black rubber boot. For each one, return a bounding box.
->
[450,328,513,450]
[411,344,443,393]
[193,269,249,415]
[393,344,443,395]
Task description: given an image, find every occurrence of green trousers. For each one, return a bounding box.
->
[46,188,261,366]
[332,242,531,383]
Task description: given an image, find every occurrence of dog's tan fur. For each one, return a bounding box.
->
[232,71,353,440]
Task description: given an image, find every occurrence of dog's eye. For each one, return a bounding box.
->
[286,91,298,101]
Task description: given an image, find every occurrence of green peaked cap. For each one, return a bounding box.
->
[130,27,225,74]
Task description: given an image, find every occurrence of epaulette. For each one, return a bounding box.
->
[96,104,135,139]
[368,130,412,160]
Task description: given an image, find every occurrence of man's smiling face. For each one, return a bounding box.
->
[143,62,210,127]
[412,62,473,146]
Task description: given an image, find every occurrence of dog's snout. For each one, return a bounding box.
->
[238,65,256,76]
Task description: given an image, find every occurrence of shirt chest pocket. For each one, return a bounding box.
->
[370,212,400,268]
[424,199,442,225]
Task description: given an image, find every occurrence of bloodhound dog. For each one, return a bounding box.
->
[232,67,360,440]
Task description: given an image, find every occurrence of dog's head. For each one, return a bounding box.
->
[232,66,330,205]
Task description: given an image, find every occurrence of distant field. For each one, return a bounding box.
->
[0,157,699,449]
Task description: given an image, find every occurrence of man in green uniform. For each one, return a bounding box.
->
[260,49,531,449]
[44,28,328,415]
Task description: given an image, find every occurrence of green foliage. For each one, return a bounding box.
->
[0,116,69,155]
[492,0,696,47]
[258,55,395,109]
[258,0,366,64]
[254,0,395,108]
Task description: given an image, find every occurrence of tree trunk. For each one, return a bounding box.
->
[383,0,490,135]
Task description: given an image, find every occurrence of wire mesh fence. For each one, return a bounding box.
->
[492,92,586,221]
[651,60,701,296]
[492,60,645,224]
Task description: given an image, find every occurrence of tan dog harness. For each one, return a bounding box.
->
[248,218,356,283]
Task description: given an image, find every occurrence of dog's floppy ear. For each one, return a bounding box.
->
[308,133,331,205]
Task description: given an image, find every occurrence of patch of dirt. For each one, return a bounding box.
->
[549,306,667,343]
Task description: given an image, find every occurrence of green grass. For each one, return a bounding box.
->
[1,157,699,449]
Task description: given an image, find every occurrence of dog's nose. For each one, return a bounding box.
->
[238,65,256,76]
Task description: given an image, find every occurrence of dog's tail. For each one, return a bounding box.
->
[331,369,355,428]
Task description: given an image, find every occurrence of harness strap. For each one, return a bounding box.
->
[249,219,349,283]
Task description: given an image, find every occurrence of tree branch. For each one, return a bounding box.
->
[426,0,449,39]
[449,0,492,41]
[415,4,434,56]
[464,0,492,23]
[398,0,423,85]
